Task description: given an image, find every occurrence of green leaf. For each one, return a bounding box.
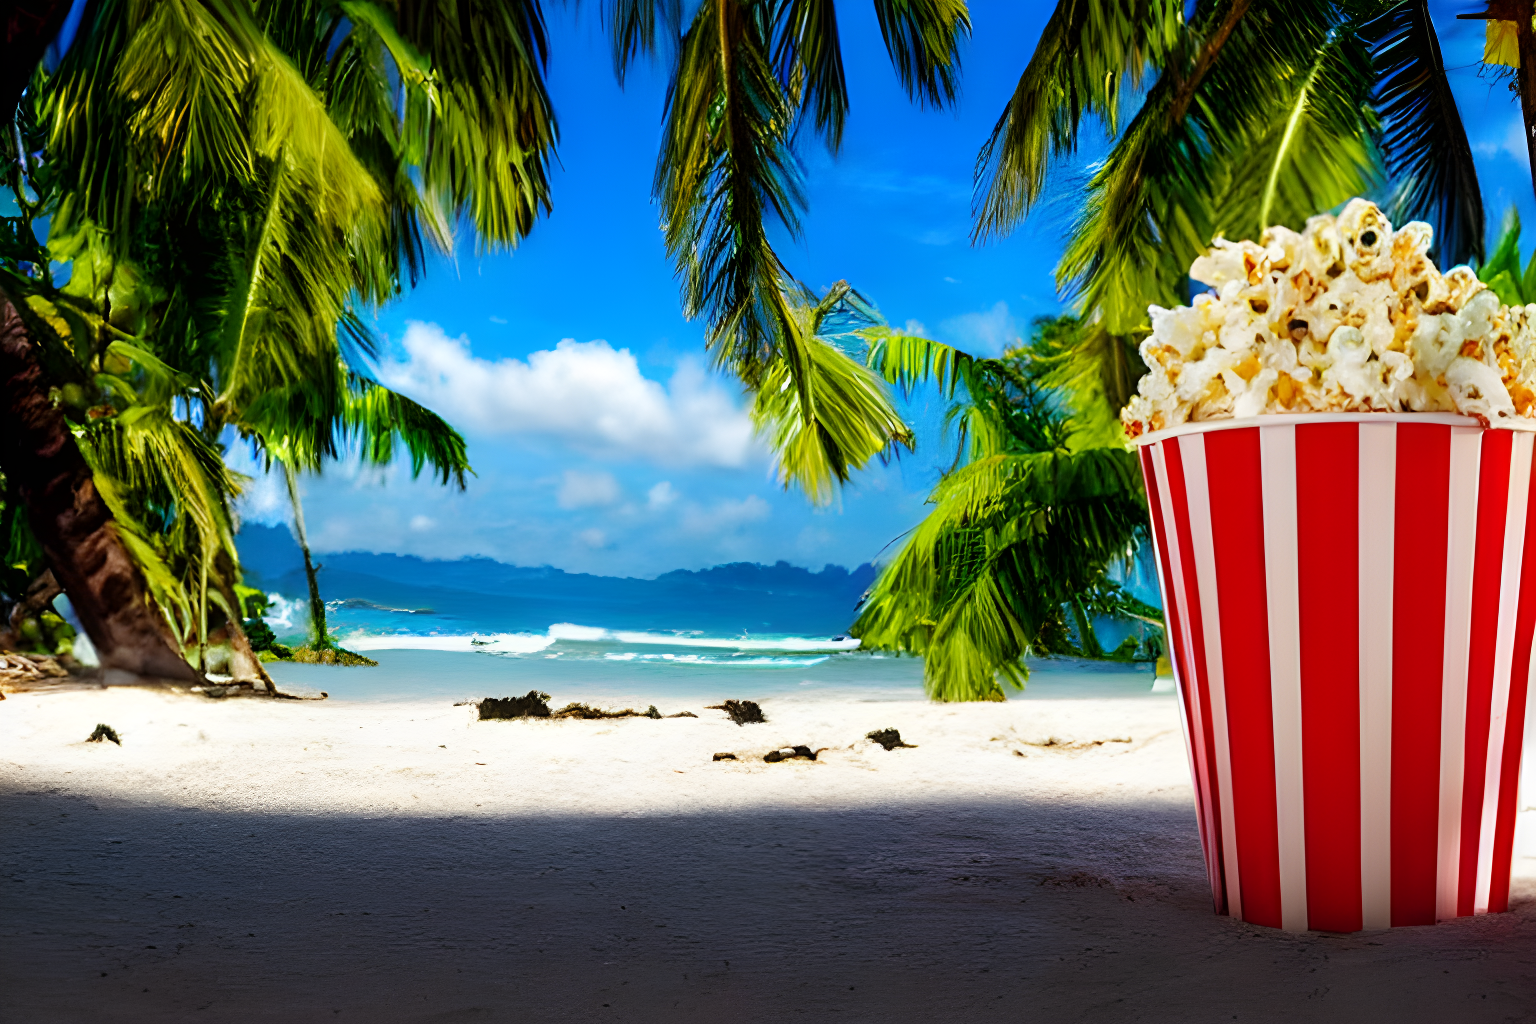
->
[972,0,1181,240]
[1367,0,1485,267]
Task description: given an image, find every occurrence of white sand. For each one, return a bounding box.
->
[3,687,1535,1022]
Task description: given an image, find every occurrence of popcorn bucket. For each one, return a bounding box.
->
[1136,413,1536,932]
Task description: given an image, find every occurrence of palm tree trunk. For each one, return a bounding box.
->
[1465,2,1536,200]
[1514,3,1536,194]
[0,298,199,681]
[281,460,328,649]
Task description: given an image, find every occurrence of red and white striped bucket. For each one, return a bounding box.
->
[1136,413,1536,932]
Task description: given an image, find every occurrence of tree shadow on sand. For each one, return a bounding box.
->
[3,794,1534,1022]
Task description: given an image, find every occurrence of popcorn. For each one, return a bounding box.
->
[1121,199,1536,437]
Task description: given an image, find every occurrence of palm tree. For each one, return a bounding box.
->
[608,0,969,495]
[0,0,557,679]
[244,360,472,656]
[851,319,1148,700]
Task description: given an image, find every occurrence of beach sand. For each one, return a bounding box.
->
[3,686,1534,1022]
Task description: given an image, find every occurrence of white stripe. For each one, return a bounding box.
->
[1150,443,1223,905]
[1476,433,1533,912]
[1260,425,1308,932]
[1179,435,1244,922]
[1358,422,1396,929]
[1437,427,1483,920]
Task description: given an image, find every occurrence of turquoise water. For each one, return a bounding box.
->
[265,643,1160,705]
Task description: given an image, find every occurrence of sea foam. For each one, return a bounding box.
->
[340,624,860,654]
[342,632,555,654]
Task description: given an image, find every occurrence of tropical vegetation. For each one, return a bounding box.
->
[0,0,546,682]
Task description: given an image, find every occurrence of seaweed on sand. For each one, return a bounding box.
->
[478,692,553,720]
[477,694,699,720]
[86,724,121,745]
[866,728,916,751]
[706,700,766,725]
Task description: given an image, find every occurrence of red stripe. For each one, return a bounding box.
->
[1491,446,1536,912]
[1391,424,1452,926]
[1295,422,1363,932]
[1204,427,1282,928]
[1160,438,1228,915]
[1459,430,1512,914]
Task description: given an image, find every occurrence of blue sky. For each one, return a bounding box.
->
[234,1,1536,579]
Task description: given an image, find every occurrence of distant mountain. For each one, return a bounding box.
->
[237,524,876,637]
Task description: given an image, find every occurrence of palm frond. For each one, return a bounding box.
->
[605,0,683,82]
[862,327,984,398]
[656,0,803,387]
[393,0,558,247]
[853,444,1145,700]
[115,0,259,199]
[972,0,1181,240]
[1477,205,1528,305]
[1058,0,1361,328]
[870,0,971,108]
[776,0,849,150]
[752,281,913,505]
[1018,315,1144,450]
[1216,24,1379,240]
[1366,0,1484,267]
[343,374,472,488]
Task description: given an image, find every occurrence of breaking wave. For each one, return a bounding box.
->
[339,623,860,655]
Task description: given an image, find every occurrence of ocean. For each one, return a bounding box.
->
[242,525,1162,705]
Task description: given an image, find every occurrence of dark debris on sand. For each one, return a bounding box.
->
[706,700,766,725]
[764,745,820,763]
[86,724,121,746]
[477,693,697,721]
[478,692,552,720]
[866,728,916,751]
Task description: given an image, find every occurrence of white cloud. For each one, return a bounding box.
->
[683,495,771,534]
[409,515,436,531]
[558,470,622,509]
[647,481,678,510]
[902,318,928,336]
[377,322,759,467]
[940,301,1020,355]
[576,528,608,549]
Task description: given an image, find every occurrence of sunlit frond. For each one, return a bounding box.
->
[973,0,1181,240]
[752,281,913,505]
[393,0,558,247]
[1212,24,1379,241]
[853,444,1145,700]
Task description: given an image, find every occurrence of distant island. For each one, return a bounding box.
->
[237,524,877,639]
